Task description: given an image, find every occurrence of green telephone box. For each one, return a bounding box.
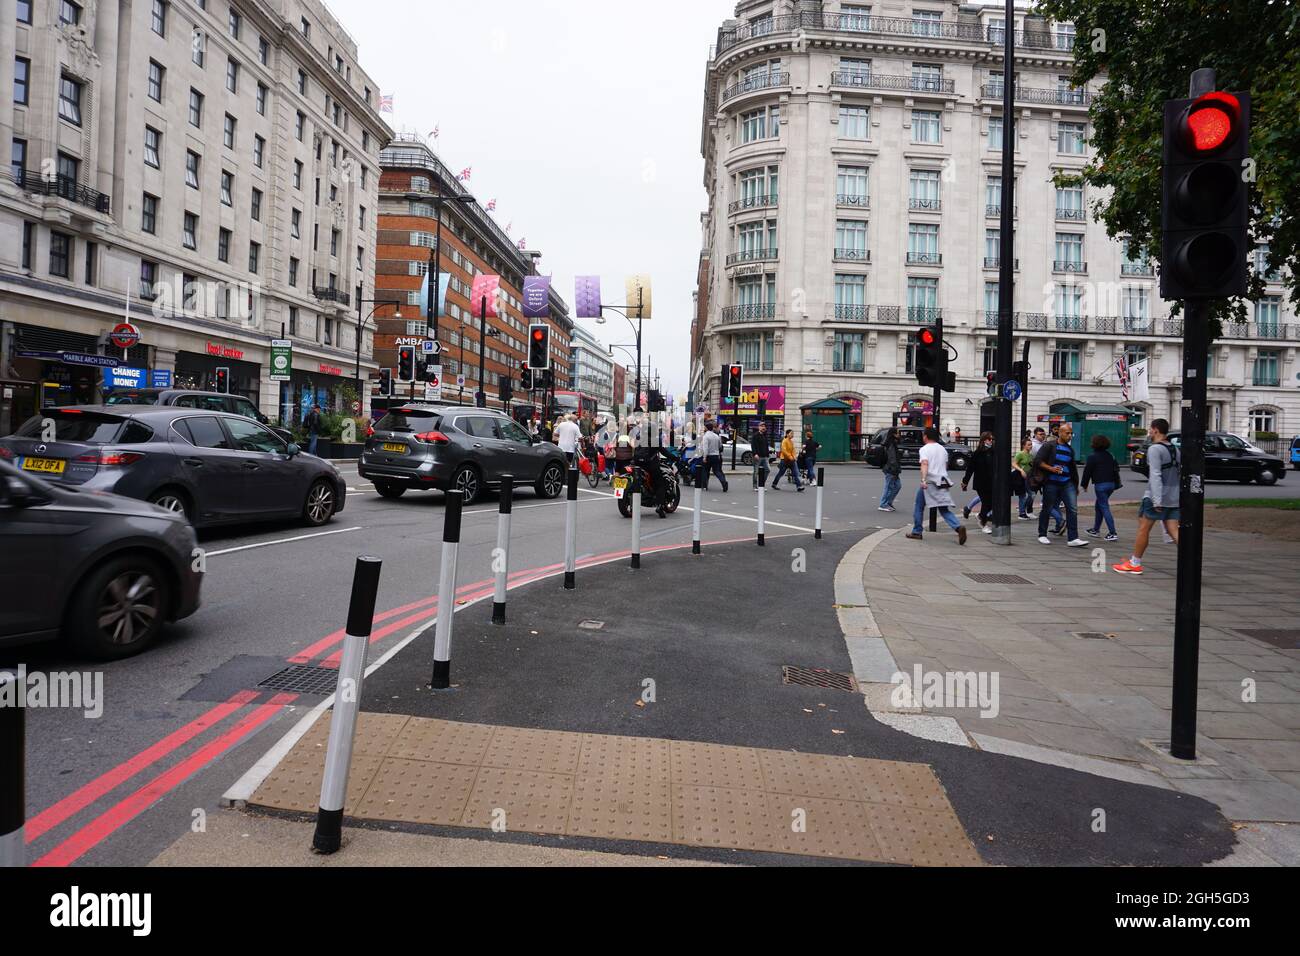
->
[1048,400,1140,465]
[800,398,853,462]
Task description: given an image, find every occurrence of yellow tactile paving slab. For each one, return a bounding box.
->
[250,714,983,865]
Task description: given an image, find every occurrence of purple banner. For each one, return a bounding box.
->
[522,276,551,319]
[575,276,602,319]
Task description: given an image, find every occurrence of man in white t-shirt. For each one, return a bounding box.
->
[554,414,582,467]
[905,427,966,545]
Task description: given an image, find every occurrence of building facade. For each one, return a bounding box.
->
[569,321,613,409]
[0,0,392,434]
[693,0,1297,449]
[374,136,572,417]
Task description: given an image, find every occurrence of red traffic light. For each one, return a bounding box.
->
[1183,91,1240,153]
[729,365,742,376]
[917,328,936,346]
[532,328,545,341]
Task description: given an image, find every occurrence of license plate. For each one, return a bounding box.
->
[382,443,407,454]
[21,456,65,475]
[612,476,629,491]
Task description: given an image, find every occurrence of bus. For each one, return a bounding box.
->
[552,390,598,424]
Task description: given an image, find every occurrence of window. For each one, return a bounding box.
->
[1253,350,1281,387]
[836,165,869,206]
[734,333,775,371]
[251,188,262,221]
[907,277,939,321]
[256,83,267,115]
[1056,184,1084,219]
[288,306,299,335]
[11,138,26,179]
[907,223,940,263]
[839,105,870,139]
[330,229,339,257]
[192,28,205,66]
[909,169,941,209]
[982,339,998,376]
[1249,407,1277,434]
[911,110,941,144]
[151,0,167,36]
[59,74,83,125]
[1054,232,1084,269]
[1055,284,1083,326]
[297,69,307,95]
[912,10,943,36]
[258,37,270,65]
[185,150,200,188]
[911,63,944,92]
[1059,121,1086,154]
[356,245,364,271]
[60,1,82,26]
[220,170,232,205]
[139,259,158,300]
[14,57,29,105]
[839,3,871,30]
[141,193,158,233]
[835,274,866,312]
[223,113,236,148]
[18,1,32,23]
[56,152,79,188]
[1055,23,1076,51]
[21,221,33,270]
[835,219,868,257]
[1256,297,1282,334]
[833,332,865,372]
[1122,287,1149,330]
[295,111,305,140]
[989,116,1017,150]
[740,106,779,143]
[147,60,164,101]
[228,10,240,39]
[1124,343,1147,368]
[84,241,97,285]
[253,135,265,168]
[1053,342,1083,380]
[291,208,301,238]
[226,57,239,93]
[189,88,203,126]
[144,126,161,168]
[218,228,230,262]
[249,241,260,274]
[984,281,1000,323]
[293,160,303,189]
[300,16,310,38]
[183,211,197,249]
[322,317,333,346]
[49,231,72,278]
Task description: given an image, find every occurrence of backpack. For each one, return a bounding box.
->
[1026,441,1057,493]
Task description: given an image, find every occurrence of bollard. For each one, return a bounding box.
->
[691,467,704,555]
[630,469,642,570]
[563,468,578,589]
[492,475,514,625]
[757,483,767,547]
[0,669,24,868]
[312,556,383,855]
[929,506,938,534]
[815,467,825,540]
[431,491,463,689]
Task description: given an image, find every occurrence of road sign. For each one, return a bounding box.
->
[1003,380,1022,402]
[456,374,466,387]
[270,340,292,382]
[421,340,441,355]
[424,381,442,401]
[109,323,140,350]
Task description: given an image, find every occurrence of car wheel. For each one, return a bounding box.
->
[375,481,406,500]
[451,465,481,505]
[67,555,171,660]
[303,479,337,526]
[535,462,565,499]
[148,488,192,523]
[741,452,754,466]
[1257,468,1278,486]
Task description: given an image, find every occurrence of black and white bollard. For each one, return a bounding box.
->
[691,467,704,555]
[431,490,463,689]
[312,556,383,855]
[815,467,825,540]
[630,469,643,569]
[757,483,767,547]
[563,468,578,589]
[492,475,514,625]
[0,669,24,868]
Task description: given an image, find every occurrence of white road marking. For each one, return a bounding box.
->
[578,487,815,533]
[205,527,363,557]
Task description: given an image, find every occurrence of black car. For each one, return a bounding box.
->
[359,404,568,505]
[863,427,970,472]
[1131,432,1286,486]
[103,388,293,443]
[0,459,202,659]
[0,406,346,528]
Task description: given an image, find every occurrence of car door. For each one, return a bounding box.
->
[1217,434,1253,480]
[220,416,303,516]
[1200,435,1230,480]
[455,415,506,480]
[496,417,543,481]
[0,469,66,638]
[170,415,248,521]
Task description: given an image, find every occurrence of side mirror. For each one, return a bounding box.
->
[286,443,301,458]
[1,475,48,509]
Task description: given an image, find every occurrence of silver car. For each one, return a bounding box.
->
[359,404,568,505]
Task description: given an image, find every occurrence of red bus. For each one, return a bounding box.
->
[552,390,598,423]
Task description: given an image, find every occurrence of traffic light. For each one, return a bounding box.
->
[499,377,513,404]
[914,328,956,392]
[1010,360,1029,390]
[1161,88,1251,300]
[378,368,393,397]
[724,364,744,400]
[985,371,999,396]
[397,346,416,383]
[214,367,230,394]
[528,324,550,370]
[519,362,533,391]
[647,389,666,413]
[421,357,439,383]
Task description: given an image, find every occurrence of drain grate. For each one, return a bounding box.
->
[1074,632,1116,641]
[257,664,341,696]
[965,573,1034,586]
[782,666,858,693]
[1233,628,1300,650]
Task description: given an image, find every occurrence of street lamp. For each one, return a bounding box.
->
[404,186,476,348]
[593,285,646,410]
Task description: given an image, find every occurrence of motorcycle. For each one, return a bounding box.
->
[611,448,681,518]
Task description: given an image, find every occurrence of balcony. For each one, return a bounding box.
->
[909,197,942,211]
[715,14,1063,58]
[725,247,779,267]
[720,71,789,104]
[1055,207,1087,222]
[829,71,956,95]
[720,303,778,325]
[834,248,871,262]
[837,194,870,209]
[831,304,872,323]
[985,204,1017,218]
[906,307,942,324]
[906,252,942,265]
[983,258,1019,270]
[1053,259,1088,274]
[12,169,111,214]
[727,194,777,214]
[1121,262,1155,276]
[980,85,1091,106]
[313,287,352,307]
[1054,315,1086,332]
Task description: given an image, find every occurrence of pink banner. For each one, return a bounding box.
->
[470,274,501,319]
[720,385,785,417]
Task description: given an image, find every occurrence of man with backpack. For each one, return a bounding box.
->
[1113,419,1181,575]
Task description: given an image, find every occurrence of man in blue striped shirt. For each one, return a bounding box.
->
[1035,422,1088,547]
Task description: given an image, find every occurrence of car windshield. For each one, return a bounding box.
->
[377,409,442,433]
[1221,435,1248,450]
[14,410,131,443]
[105,392,160,406]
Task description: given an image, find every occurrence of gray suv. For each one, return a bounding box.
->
[359,404,567,505]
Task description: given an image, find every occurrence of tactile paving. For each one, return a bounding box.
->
[249,712,982,865]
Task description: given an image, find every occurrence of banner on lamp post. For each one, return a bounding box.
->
[575,276,602,319]
[522,276,551,318]
[419,272,452,319]
[470,274,501,319]
[625,275,652,320]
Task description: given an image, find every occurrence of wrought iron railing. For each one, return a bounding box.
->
[909,197,942,211]
[720,303,777,324]
[906,252,942,265]
[830,72,956,94]
[720,71,789,103]
[13,169,111,214]
[1120,262,1155,276]
[716,13,1068,56]
[727,194,778,214]
[313,287,351,306]
[832,304,871,323]
[1053,259,1088,273]
[725,247,779,266]
[907,307,942,324]
[981,85,1090,106]
[985,204,1017,218]
[1056,207,1087,221]
[834,248,871,262]
[837,193,870,208]
[983,258,1018,270]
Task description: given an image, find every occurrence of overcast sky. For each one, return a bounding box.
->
[330,0,739,399]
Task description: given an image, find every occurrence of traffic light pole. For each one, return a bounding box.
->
[477,296,488,408]
[932,312,943,428]
[990,0,1017,547]
[1020,338,1030,443]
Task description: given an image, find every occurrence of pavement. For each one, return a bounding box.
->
[850,511,1300,836]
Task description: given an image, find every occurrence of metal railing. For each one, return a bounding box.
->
[906,307,943,324]
[983,258,1018,270]
[830,71,956,94]
[985,204,1017,218]
[981,85,1090,106]
[12,169,111,214]
[720,303,778,324]
[906,252,942,265]
[834,248,871,262]
[1121,262,1155,276]
[909,197,942,211]
[717,13,1069,56]
[727,194,778,214]
[837,193,870,208]
[720,71,789,103]
[1056,207,1087,221]
[313,287,351,306]
[1053,259,1088,273]
[725,247,779,266]
[831,304,871,323]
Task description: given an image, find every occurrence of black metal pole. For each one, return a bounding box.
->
[429,208,440,342]
[990,0,1017,546]
[933,310,943,429]
[1171,300,1209,759]
[1020,338,1031,442]
[635,287,644,412]
[476,296,487,408]
[354,288,362,413]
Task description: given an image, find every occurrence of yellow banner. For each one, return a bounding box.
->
[625,275,652,320]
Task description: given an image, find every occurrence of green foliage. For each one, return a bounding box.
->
[1034,0,1300,327]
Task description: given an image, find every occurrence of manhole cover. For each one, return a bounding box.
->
[782,666,858,692]
[1074,632,1116,641]
[965,573,1034,585]
[257,664,341,696]
[1232,628,1300,650]
[578,620,606,631]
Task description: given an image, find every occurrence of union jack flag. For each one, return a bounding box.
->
[457,167,472,182]
[1116,356,1131,401]
[517,237,527,250]
[486,199,497,211]
[429,125,439,140]
[378,94,394,113]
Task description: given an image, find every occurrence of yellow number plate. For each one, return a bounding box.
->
[612,476,629,491]
[382,443,407,454]
[22,457,65,474]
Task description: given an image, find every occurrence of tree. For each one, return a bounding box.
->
[1035,0,1300,321]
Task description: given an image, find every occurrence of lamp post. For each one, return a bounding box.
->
[354,293,401,415]
[594,285,644,411]
[406,183,475,367]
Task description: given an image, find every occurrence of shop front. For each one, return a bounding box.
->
[174,342,261,402]
[718,384,787,438]
[280,362,357,430]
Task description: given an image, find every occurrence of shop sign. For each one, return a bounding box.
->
[151,370,173,389]
[206,342,245,360]
[109,323,140,350]
[102,366,148,389]
[319,364,343,377]
[60,352,119,369]
[270,341,292,383]
[719,385,786,417]
[394,337,429,347]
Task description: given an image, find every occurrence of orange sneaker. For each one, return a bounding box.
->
[1112,560,1143,575]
